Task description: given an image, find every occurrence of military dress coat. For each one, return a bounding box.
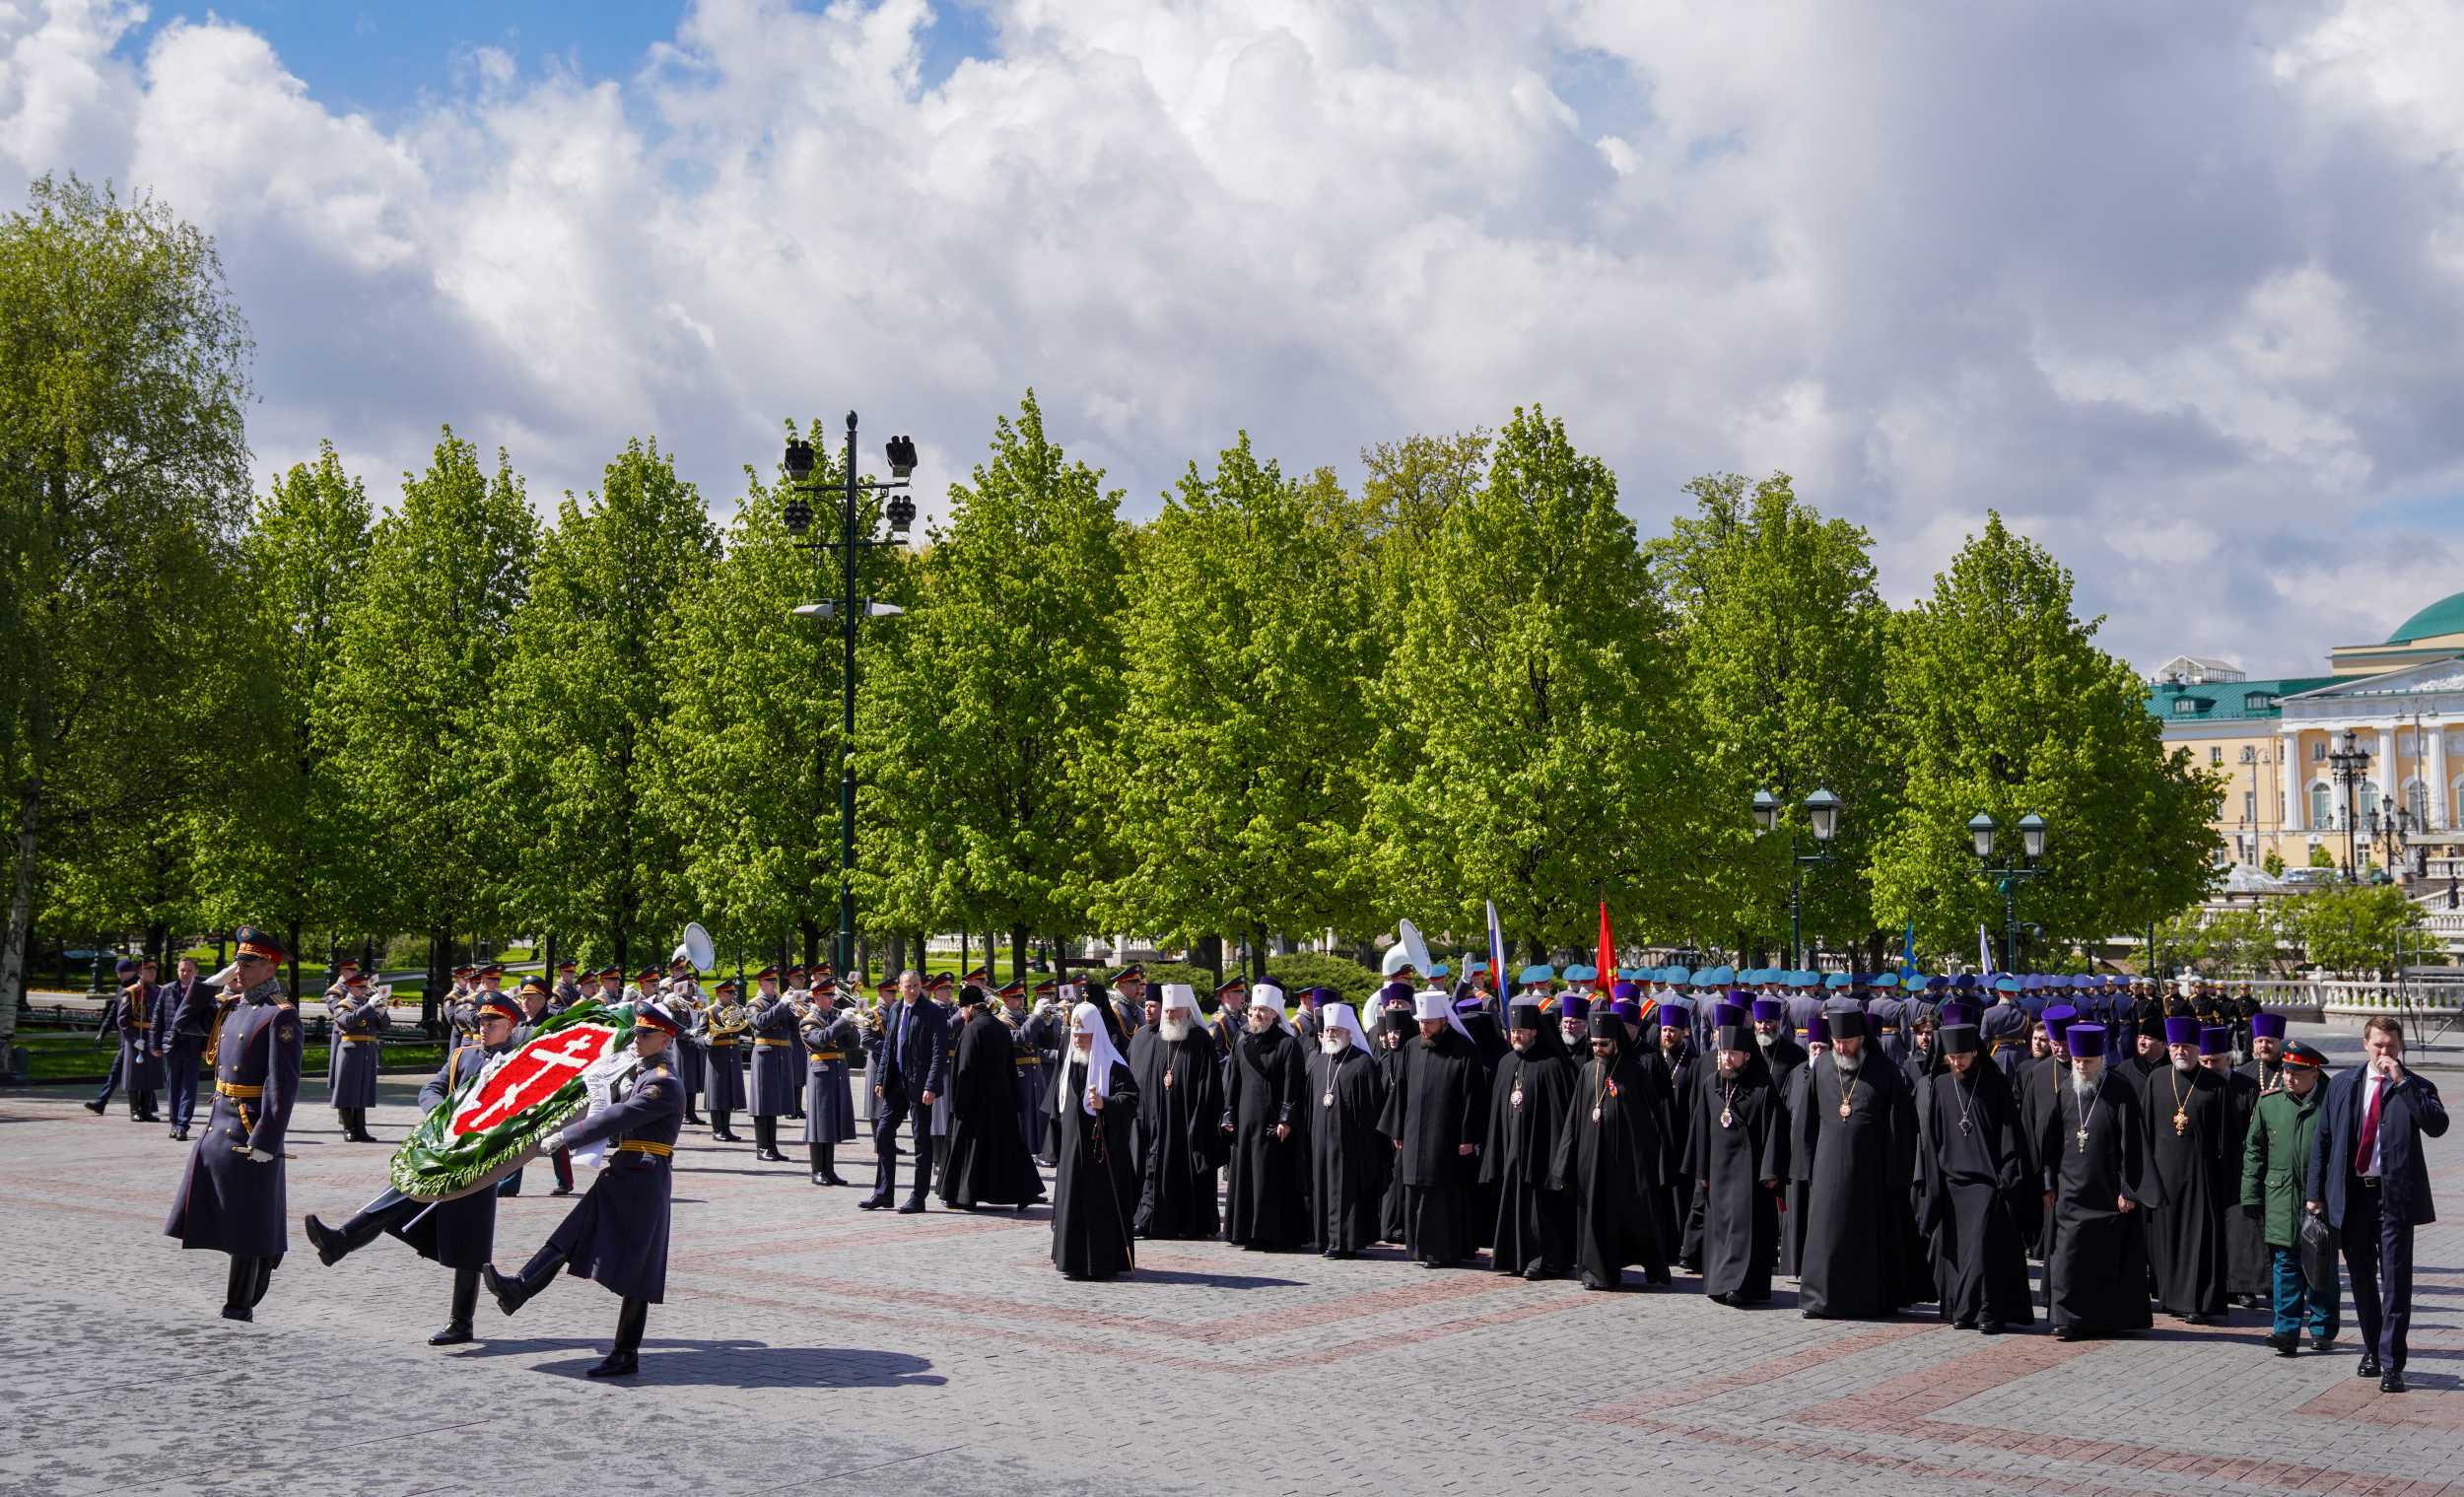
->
[165,982,302,1258]
[387,1040,513,1268]
[747,995,802,1117]
[801,1004,860,1144]
[542,1059,687,1302]
[326,990,388,1108]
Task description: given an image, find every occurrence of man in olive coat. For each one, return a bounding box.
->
[2240,1041,2334,1356]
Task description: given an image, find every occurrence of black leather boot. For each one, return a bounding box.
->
[222,1256,258,1321]
[431,1268,479,1344]
[808,1141,830,1185]
[712,1110,738,1142]
[587,1296,648,1377]
[484,1245,566,1318]
[820,1144,845,1187]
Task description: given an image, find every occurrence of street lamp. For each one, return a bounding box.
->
[781,413,919,976]
[1753,786,1843,969]
[2365,802,2418,884]
[2327,728,2371,882]
[1970,811,2048,973]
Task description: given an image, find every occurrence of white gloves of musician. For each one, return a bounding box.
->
[244,1148,275,1164]
[539,1130,567,1155]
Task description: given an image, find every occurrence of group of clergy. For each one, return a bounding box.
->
[1033,961,2333,1347]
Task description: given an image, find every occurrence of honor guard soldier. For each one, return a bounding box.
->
[121,956,168,1122]
[800,973,859,1185]
[327,968,387,1142]
[486,998,690,1378]
[746,966,800,1162]
[660,964,707,1125]
[165,925,303,1322]
[699,975,748,1140]
[304,989,524,1344]
[1012,979,1063,1157]
[509,976,578,1193]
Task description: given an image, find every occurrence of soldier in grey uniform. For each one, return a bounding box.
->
[550,960,582,1013]
[304,990,523,1344]
[745,966,800,1162]
[443,963,478,1049]
[486,998,691,1379]
[1012,979,1064,1158]
[800,975,859,1185]
[1982,977,2031,1082]
[165,926,302,1321]
[327,966,387,1142]
[658,964,707,1125]
[509,975,578,1193]
[698,974,748,1139]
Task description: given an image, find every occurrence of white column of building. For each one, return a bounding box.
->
[2282,729,2304,830]
[2430,726,2450,829]
[2379,725,2398,818]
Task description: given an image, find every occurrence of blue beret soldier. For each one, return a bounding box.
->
[164,926,303,1321]
[486,998,690,1378]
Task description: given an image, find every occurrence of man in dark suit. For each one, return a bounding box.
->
[2307,1015,2448,1392]
[162,956,217,1140]
[862,970,948,1213]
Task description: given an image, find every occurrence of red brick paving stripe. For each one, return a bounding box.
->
[1581,1321,1939,1423]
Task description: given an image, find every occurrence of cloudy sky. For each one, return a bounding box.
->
[6,0,2461,675]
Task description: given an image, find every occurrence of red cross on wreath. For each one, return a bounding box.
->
[448,1024,618,1137]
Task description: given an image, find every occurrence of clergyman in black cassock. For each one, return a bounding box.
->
[1131,985,1227,1240]
[1305,1001,1386,1257]
[2019,1007,2078,1262]
[1755,998,1815,1276]
[303,993,521,1345]
[2036,1023,2152,1338]
[1914,1024,2035,1332]
[1793,1006,1920,1319]
[1656,999,1704,1270]
[1483,998,1578,1279]
[1372,988,1415,1242]
[1687,1009,1785,1305]
[1050,1001,1140,1280]
[2140,1020,2231,1321]
[1551,1014,1670,1291]
[939,996,1047,1210]
[1223,990,1313,1251]
[2207,1039,2269,1307]
[1378,992,1491,1267]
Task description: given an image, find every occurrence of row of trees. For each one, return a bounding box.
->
[2158,885,2431,980]
[3,177,2226,1049]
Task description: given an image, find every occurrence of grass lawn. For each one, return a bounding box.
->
[15,1031,446,1084]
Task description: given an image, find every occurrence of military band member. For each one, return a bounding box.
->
[1015,979,1064,1158]
[801,975,859,1186]
[165,925,302,1322]
[304,990,524,1344]
[699,975,748,1140]
[162,956,216,1140]
[485,998,690,1379]
[327,968,387,1142]
[123,955,168,1122]
[657,964,707,1126]
[550,959,582,1013]
[745,966,800,1162]
[507,976,577,1193]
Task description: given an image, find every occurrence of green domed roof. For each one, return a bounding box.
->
[2388,590,2464,644]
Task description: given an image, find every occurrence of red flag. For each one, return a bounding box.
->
[1595,900,1614,995]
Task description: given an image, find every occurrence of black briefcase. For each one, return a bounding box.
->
[2298,1209,2339,1295]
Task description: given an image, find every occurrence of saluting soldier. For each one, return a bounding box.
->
[485,999,690,1379]
[800,973,859,1186]
[327,967,387,1142]
[745,966,800,1162]
[165,926,303,1322]
[161,956,216,1141]
[303,988,525,1345]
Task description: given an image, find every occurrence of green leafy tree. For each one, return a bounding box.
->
[854,393,1125,975]
[0,176,252,1050]
[192,444,376,994]
[1647,472,1894,962]
[2285,883,2426,977]
[495,439,715,972]
[323,430,537,1026]
[2261,846,2286,877]
[2307,843,2336,870]
[1368,406,1695,951]
[1089,434,1376,975]
[1870,513,2223,960]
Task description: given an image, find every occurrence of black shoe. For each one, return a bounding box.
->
[1952,1318,1977,1330]
[2054,1326,2081,1341]
[428,1324,473,1346]
[171,1128,189,1141]
[2357,1354,2381,1379]
[2182,1313,2209,1327]
[857,1194,888,1210]
[2271,1334,2298,1358]
[304,1215,348,1268]
[685,1113,706,1126]
[550,1185,573,1196]
[823,1172,849,1187]
[483,1265,528,1318]
[2379,1370,2407,1394]
[585,1350,640,1379]
[896,1199,924,1214]
[220,1305,251,1322]
[83,1100,105,1116]
[2311,1336,2335,1352]
[715,1131,740,1142]
[1979,1322,2003,1336]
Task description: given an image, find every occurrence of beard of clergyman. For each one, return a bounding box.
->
[1320,1030,1347,1055]
[1159,1013,1193,1043]
[1833,1047,1861,1072]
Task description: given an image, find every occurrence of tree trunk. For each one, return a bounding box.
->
[1197,933,1223,987]
[885,932,904,977]
[287,919,304,1004]
[1010,925,1029,987]
[424,926,449,1034]
[543,931,558,985]
[799,917,820,975]
[1248,924,1268,987]
[0,778,38,1056]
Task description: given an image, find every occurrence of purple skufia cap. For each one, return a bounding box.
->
[1559,992,1590,1019]
[1824,1005,1867,1040]
[2045,1009,2076,1043]
[1379,981,1413,1006]
[1713,1002,1747,1029]
[2251,1011,2285,1040]
[1611,998,1641,1023]
[1611,980,1641,1002]
[2163,1016,2199,1046]
[2066,1023,2107,1058]
[2198,1026,2231,1056]
[1455,993,1486,1013]
[1751,997,1784,1022]
[1726,987,1754,1006]
[1939,1000,1976,1026]
[1658,995,1691,1019]
[1808,1012,1831,1044]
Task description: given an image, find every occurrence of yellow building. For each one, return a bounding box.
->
[2152,591,2464,875]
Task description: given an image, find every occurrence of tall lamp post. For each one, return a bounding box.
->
[2327,728,2371,882]
[783,415,920,977]
[2366,802,2418,885]
[1751,787,1842,970]
[1968,811,2047,973]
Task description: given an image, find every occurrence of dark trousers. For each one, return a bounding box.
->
[94,1049,122,1107]
[2341,1176,2414,1370]
[552,1147,575,1191]
[872,1098,933,1202]
[166,1040,204,1129]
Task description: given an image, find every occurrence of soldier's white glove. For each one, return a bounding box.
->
[1034,1000,1056,1019]
[244,1148,276,1164]
[539,1130,567,1154]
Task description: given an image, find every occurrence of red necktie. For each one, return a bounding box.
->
[2353,1075,2385,1177]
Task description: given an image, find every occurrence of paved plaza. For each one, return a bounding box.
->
[4,1041,2460,1497]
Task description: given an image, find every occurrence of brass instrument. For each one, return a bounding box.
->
[707,994,751,1044]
